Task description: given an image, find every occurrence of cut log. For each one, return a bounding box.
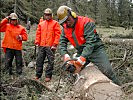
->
[64,63,124,100]
[101,38,133,46]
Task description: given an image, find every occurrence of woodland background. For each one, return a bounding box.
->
[1,0,133,28]
[0,0,133,100]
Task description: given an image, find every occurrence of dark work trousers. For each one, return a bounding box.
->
[5,48,23,75]
[36,46,54,78]
[88,47,120,85]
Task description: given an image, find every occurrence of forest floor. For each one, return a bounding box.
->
[0,25,133,100]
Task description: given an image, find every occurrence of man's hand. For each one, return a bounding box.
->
[16,35,22,41]
[63,54,71,62]
[73,56,86,73]
[6,16,11,20]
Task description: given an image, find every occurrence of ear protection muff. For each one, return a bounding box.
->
[68,9,77,18]
[71,11,76,18]
[52,13,53,18]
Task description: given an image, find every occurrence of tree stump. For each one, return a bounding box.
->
[65,63,124,100]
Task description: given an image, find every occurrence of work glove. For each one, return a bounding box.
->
[63,54,71,63]
[73,56,86,73]
[63,54,74,71]
[16,35,22,41]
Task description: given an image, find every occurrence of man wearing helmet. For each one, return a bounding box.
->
[57,6,120,85]
[34,8,61,82]
[0,13,28,77]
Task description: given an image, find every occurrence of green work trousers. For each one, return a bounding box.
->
[79,47,120,85]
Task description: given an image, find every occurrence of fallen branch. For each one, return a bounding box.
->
[102,38,133,46]
[12,78,52,92]
[115,60,128,70]
[114,49,131,70]
[109,58,123,61]
[123,49,128,61]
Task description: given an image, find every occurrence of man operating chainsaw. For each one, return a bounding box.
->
[57,6,121,85]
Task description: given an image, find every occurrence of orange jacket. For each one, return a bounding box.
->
[35,19,61,47]
[63,16,96,47]
[0,18,28,50]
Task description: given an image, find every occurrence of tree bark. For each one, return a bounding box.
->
[65,63,124,100]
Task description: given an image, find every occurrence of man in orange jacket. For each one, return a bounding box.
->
[35,8,61,82]
[0,13,28,76]
[57,6,121,85]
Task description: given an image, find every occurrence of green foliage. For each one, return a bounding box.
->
[1,0,133,27]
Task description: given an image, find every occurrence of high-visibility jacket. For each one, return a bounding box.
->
[0,18,28,50]
[35,19,61,47]
[59,16,103,58]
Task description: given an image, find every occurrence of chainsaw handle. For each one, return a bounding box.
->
[61,59,77,70]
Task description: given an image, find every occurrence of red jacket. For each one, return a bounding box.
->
[63,16,95,47]
[60,16,102,58]
[0,18,28,50]
[35,19,61,47]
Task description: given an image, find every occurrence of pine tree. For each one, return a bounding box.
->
[118,0,131,28]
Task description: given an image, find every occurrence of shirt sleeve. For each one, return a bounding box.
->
[35,24,41,44]
[21,27,28,41]
[81,22,101,58]
[53,22,61,45]
[59,29,69,56]
[0,18,8,32]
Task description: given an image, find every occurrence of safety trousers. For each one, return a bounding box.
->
[5,48,23,75]
[77,46,121,85]
[87,47,121,85]
[36,46,54,78]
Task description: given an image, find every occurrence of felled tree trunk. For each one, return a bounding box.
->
[65,63,124,100]
[102,38,133,46]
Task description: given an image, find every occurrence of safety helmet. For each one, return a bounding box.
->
[44,8,52,14]
[10,13,18,20]
[57,6,72,24]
